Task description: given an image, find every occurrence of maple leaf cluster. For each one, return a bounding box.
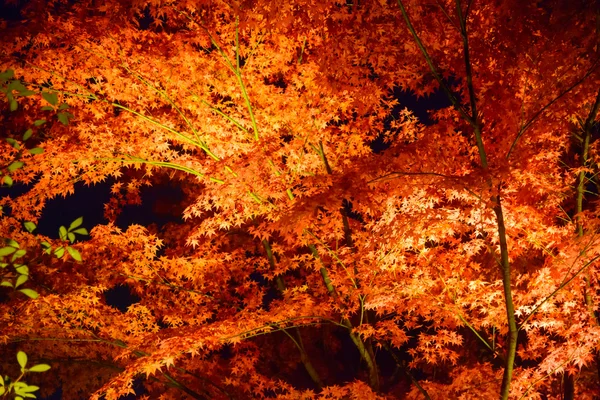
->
[0,0,600,399]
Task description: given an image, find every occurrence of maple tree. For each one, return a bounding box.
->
[0,0,600,398]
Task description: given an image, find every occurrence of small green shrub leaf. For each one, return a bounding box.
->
[23,129,33,141]
[28,147,44,155]
[68,217,83,231]
[18,89,35,97]
[28,364,51,372]
[17,384,39,393]
[15,265,29,275]
[8,80,26,92]
[15,274,28,288]
[54,246,65,259]
[6,138,20,149]
[59,226,67,240]
[67,246,82,261]
[11,249,27,261]
[42,91,58,106]
[19,288,38,299]
[2,176,13,187]
[57,112,69,125]
[0,246,16,257]
[72,228,88,236]
[0,69,14,80]
[17,351,27,369]
[24,221,36,233]
[8,161,24,172]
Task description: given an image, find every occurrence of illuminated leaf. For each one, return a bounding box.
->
[59,226,67,240]
[72,228,88,235]
[28,147,44,155]
[42,91,58,106]
[53,247,65,259]
[0,69,14,81]
[24,221,36,233]
[67,246,82,261]
[28,364,51,372]
[17,351,27,369]
[23,128,33,141]
[15,274,28,288]
[19,289,38,299]
[0,246,16,257]
[8,161,24,172]
[68,217,83,231]
[15,265,29,275]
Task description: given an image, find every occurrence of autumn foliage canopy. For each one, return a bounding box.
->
[1,0,600,398]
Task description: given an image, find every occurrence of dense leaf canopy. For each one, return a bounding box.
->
[1,0,600,398]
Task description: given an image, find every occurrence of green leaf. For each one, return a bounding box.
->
[15,384,39,393]
[72,228,88,236]
[57,111,75,126]
[18,89,36,97]
[15,274,28,288]
[0,69,14,81]
[23,129,33,141]
[1,281,12,288]
[19,288,38,299]
[42,91,58,106]
[57,112,69,126]
[0,387,4,396]
[6,137,20,149]
[17,351,27,369]
[7,239,19,248]
[9,99,18,111]
[24,221,36,233]
[2,175,13,187]
[68,217,83,231]
[53,246,64,259]
[40,241,51,254]
[40,106,54,111]
[28,364,51,372]
[67,232,75,243]
[28,148,44,155]
[0,246,16,257]
[59,226,67,240]
[8,161,24,172]
[15,265,29,275]
[67,246,82,261]
[8,80,26,92]
[11,249,26,261]
[33,119,46,126]
[0,262,7,268]
[58,102,69,110]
